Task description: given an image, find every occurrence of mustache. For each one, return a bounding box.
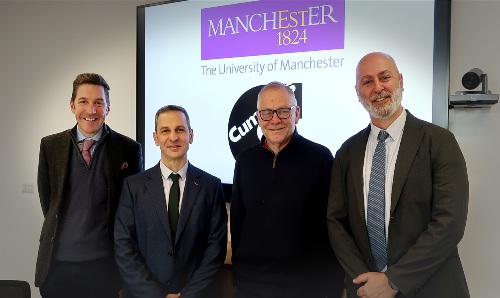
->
[371,90,393,101]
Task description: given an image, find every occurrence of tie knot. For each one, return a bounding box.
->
[377,131,389,142]
[82,139,96,151]
[169,173,180,182]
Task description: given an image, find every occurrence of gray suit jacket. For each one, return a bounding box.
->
[327,111,470,297]
[114,162,227,298]
[35,124,143,287]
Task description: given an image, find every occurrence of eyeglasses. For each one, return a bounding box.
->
[258,106,297,121]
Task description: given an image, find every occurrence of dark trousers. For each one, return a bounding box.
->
[39,257,121,298]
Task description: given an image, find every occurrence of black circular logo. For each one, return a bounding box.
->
[227,85,262,159]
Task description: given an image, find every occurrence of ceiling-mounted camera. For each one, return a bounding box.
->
[462,68,485,91]
[450,68,498,108]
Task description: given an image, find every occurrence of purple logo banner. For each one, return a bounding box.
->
[201,0,345,60]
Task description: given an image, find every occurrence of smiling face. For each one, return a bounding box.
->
[153,110,193,169]
[355,52,404,127]
[70,83,109,137]
[257,85,299,153]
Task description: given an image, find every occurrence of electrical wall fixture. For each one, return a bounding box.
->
[450,68,498,108]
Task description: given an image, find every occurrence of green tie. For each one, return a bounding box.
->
[168,173,181,239]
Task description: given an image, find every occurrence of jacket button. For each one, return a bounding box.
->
[168,251,173,256]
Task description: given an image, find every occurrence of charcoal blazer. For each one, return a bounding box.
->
[35,124,143,287]
[114,162,227,298]
[327,111,469,297]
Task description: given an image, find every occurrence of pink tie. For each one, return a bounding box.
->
[82,139,96,166]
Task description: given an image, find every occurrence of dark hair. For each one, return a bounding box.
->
[71,73,110,105]
[155,105,191,131]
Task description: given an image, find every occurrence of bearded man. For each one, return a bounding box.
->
[327,52,470,298]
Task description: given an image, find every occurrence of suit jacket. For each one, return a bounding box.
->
[327,111,470,297]
[114,162,228,298]
[35,124,143,287]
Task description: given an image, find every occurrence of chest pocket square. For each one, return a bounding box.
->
[121,162,129,169]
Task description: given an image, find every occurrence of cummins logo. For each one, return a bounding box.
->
[227,83,303,159]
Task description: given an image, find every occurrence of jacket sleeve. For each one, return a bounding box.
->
[385,130,469,296]
[181,180,228,297]
[37,138,50,216]
[129,141,143,175]
[114,178,168,298]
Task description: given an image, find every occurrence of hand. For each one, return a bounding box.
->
[353,272,398,298]
[166,293,181,298]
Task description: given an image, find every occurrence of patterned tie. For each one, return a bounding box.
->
[367,130,390,271]
[81,139,96,166]
[168,173,181,239]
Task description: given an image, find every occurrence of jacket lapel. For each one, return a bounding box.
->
[104,126,124,180]
[176,163,201,242]
[390,112,424,214]
[145,164,174,241]
[351,125,371,224]
[56,131,73,207]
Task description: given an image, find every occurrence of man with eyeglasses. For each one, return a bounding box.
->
[230,81,345,298]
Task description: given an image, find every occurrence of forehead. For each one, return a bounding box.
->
[258,87,294,108]
[75,84,106,100]
[356,55,398,80]
[157,110,188,127]
[76,83,105,94]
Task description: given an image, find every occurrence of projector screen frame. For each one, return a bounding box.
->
[136,0,452,202]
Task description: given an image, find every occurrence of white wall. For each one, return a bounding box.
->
[0,0,499,297]
[450,0,500,296]
[0,1,154,297]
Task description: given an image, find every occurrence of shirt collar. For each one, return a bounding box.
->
[160,161,189,181]
[76,125,104,143]
[370,108,407,141]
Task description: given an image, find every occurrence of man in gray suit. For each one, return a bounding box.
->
[35,73,143,297]
[114,105,228,298]
[327,52,470,298]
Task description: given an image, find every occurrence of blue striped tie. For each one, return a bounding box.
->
[367,130,389,271]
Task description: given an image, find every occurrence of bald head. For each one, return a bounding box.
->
[356,52,400,87]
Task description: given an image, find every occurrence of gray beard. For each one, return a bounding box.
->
[360,87,403,120]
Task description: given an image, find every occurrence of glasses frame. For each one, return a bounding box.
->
[257,105,298,121]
